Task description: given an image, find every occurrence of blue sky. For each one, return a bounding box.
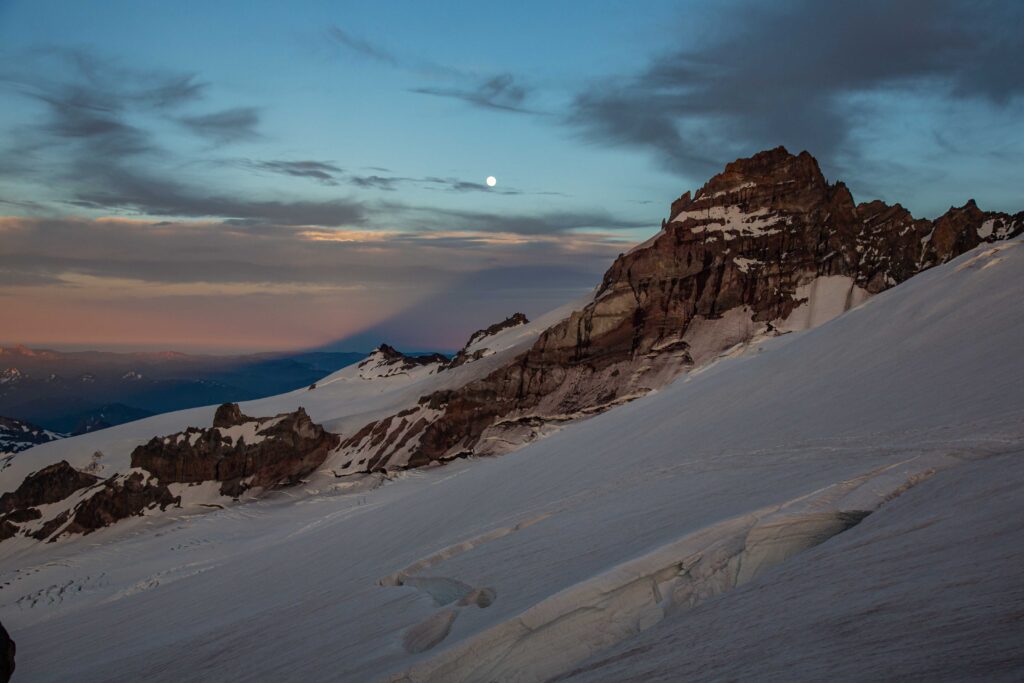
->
[0,1,1021,352]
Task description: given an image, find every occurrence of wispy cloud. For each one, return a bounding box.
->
[412,73,534,114]
[0,215,629,292]
[327,25,537,114]
[393,205,650,235]
[67,164,367,226]
[248,160,344,184]
[179,106,261,144]
[327,26,401,68]
[347,174,561,197]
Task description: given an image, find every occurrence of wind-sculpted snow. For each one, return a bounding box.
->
[0,237,1020,680]
[561,452,1024,683]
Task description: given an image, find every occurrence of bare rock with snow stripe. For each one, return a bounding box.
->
[130,403,340,497]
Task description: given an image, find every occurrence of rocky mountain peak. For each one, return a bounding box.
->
[132,406,339,498]
[357,345,448,380]
[670,146,829,221]
[213,402,251,429]
[464,313,529,350]
[329,147,1024,474]
[444,313,531,370]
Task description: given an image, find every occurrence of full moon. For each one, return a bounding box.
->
[486,176,497,187]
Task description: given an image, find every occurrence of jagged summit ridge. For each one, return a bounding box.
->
[355,345,448,380]
[332,147,1023,472]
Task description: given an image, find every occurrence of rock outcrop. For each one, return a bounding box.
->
[130,403,341,497]
[0,460,100,539]
[446,313,529,369]
[0,459,180,542]
[59,471,180,537]
[336,147,1024,472]
[464,312,530,350]
[356,345,449,380]
[1,404,341,542]
[0,460,99,514]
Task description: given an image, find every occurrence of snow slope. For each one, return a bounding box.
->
[561,451,1024,682]
[1,239,1023,681]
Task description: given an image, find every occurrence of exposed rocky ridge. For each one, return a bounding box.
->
[1,403,340,542]
[446,313,530,370]
[335,147,1023,472]
[0,460,178,543]
[464,312,530,350]
[355,345,449,380]
[0,460,101,540]
[131,403,341,497]
[0,461,98,515]
[58,471,180,538]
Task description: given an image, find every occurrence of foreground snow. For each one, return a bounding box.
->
[1,239,1023,681]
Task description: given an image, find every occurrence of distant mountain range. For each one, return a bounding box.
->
[0,346,366,434]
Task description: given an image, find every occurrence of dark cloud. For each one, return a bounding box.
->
[67,162,366,226]
[0,216,627,293]
[0,48,208,164]
[250,160,344,184]
[29,86,154,157]
[349,175,406,191]
[568,0,1024,176]
[53,48,206,107]
[2,72,180,165]
[180,107,261,144]
[412,73,534,114]
[0,267,67,288]
[0,215,630,351]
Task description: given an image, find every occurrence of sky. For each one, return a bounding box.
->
[0,0,1021,353]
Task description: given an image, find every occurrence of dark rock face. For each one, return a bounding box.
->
[377,345,448,367]
[446,313,530,370]
[130,403,341,496]
[1,403,341,542]
[212,401,249,428]
[0,620,14,683]
[339,147,1023,471]
[0,459,178,542]
[0,460,99,514]
[60,472,180,537]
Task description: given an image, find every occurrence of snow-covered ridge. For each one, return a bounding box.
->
[355,345,447,381]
